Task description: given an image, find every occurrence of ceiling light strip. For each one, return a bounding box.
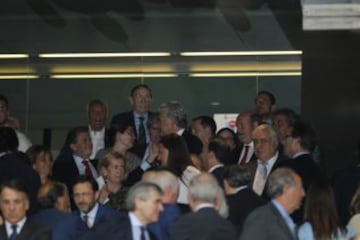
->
[180,51,302,56]
[0,75,38,79]
[0,54,29,59]
[190,72,302,77]
[39,52,171,58]
[51,73,178,79]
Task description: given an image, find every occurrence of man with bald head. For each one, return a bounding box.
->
[244,124,287,197]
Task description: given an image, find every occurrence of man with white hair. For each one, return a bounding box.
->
[171,173,236,240]
[142,168,181,240]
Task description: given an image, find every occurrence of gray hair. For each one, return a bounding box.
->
[266,168,296,198]
[158,101,187,129]
[254,124,279,146]
[188,173,220,204]
[125,182,163,211]
[142,169,179,193]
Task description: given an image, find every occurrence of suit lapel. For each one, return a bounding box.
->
[269,203,297,240]
[0,225,8,240]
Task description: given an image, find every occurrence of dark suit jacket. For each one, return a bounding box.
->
[0,220,51,240]
[72,204,119,230]
[111,111,154,158]
[79,211,158,240]
[226,187,266,236]
[181,130,203,156]
[332,165,360,224]
[0,152,41,215]
[239,202,297,240]
[209,166,224,189]
[171,207,237,240]
[30,208,72,237]
[52,154,97,210]
[230,143,257,165]
[276,153,322,224]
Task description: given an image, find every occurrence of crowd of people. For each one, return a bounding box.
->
[0,85,360,240]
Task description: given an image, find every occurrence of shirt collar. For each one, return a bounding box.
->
[81,202,99,220]
[129,211,144,227]
[194,203,215,212]
[5,217,26,236]
[177,128,185,136]
[208,164,224,173]
[257,151,279,169]
[88,126,105,136]
[133,112,148,119]
[292,151,310,159]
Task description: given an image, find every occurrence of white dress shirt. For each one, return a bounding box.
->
[89,126,105,159]
[253,151,278,195]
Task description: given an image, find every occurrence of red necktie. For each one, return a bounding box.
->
[239,145,250,165]
[82,159,92,177]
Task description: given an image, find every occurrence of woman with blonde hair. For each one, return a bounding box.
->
[97,151,129,210]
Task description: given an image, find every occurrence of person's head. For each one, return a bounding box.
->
[272,108,300,141]
[282,121,317,158]
[109,123,135,150]
[129,84,152,115]
[142,168,179,204]
[187,173,223,210]
[266,168,305,214]
[66,126,93,159]
[158,133,192,177]
[191,116,217,145]
[0,126,19,152]
[216,127,239,151]
[205,138,231,170]
[147,113,161,144]
[304,180,342,239]
[72,175,99,213]
[255,90,276,115]
[126,182,163,225]
[158,101,187,135]
[26,145,53,181]
[87,99,107,131]
[98,152,128,185]
[0,179,29,225]
[223,165,251,194]
[0,94,9,125]
[37,181,70,213]
[252,124,279,161]
[236,112,261,144]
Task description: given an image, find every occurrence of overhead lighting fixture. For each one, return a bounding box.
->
[180,51,302,56]
[39,52,171,58]
[190,72,302,77]
[0,75,38,79]
[0,54,29,59]
[51,73,178,79]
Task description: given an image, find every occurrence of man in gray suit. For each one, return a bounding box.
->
[240,168,305,240]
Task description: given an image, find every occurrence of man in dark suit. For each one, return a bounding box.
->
[240,168,305,240]
[158,101,202,156]
[72,175,118,229]
[223,165,265,236]
[0,127,41,214]
[52,126,98,209]
[0,179,51,240]
[278,120,322,223]
[111,84,154,158]
[233,111,261,165]
[244,124,287,197]
[171,173,237,240]
[205,139,232,188]
[79,181,164,240]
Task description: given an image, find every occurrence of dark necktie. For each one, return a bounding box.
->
[138,116,146,145]
[82,159,92,177]
[239,145,250,165]
[83,214,91,228]
[9,224,17,240]
[140,226,146,240]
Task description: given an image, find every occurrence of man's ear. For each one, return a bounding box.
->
[69,143,76,152]
[129,96,134,106]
